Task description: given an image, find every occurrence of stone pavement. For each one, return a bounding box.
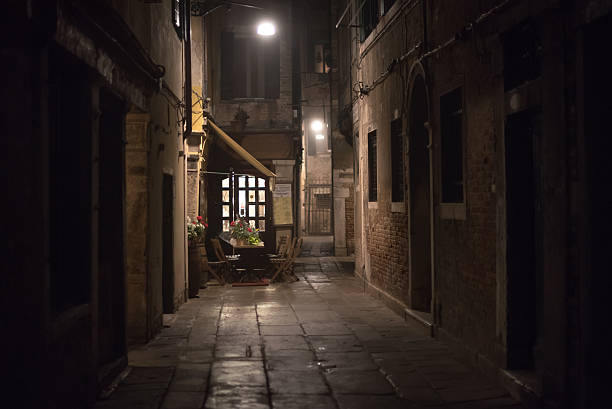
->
[95,257,523,409]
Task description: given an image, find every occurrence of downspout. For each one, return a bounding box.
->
[184,0,192,140]
[329,0,336,253]
[292,0,302,239]
[183,0,192,301]
[422,0,436,320]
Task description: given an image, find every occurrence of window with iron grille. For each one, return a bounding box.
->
[391,118,404,202]
[368,130,377,202]
[440,87,464,203]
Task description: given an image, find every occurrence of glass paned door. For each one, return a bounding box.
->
[221,175,268,233]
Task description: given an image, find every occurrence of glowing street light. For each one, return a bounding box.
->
[257,21,276,36]
[315,134,325,140]
[311,120,324,132]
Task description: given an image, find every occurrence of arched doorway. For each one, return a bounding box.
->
[408,74,432,313]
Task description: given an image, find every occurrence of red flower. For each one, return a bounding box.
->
[197,216,202,221]
[247,228,252,232]
[204,223,208,228]
[192,221,197,225]
[230,221,235,226]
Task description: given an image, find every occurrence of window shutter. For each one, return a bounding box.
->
[264,38,280,99]
[221,31,234,100]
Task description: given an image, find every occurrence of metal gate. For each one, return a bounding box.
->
[306,184,332,235]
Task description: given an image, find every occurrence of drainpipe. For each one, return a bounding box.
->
[329,0,336,254]
[184,0,192,140]
[183,0,191,302]
[421,0,436,321]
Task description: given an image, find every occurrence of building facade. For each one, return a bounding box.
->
[339,0,612,408]
[2,1,194,407]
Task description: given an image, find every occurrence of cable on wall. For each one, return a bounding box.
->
[350,0,514,102]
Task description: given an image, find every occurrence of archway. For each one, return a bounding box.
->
[408,74,432,313]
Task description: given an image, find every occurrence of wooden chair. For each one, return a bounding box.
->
[270,237,303,282]
[267,235,290,259]
[268,236,296,270]
[206,238,233,285]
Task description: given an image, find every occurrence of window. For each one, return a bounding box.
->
[221,175,267,232]
[368,130,377,202]
[313,44,331,74]
[502,21,541,91]
[391,118,404,202]
[221,32,280,99]
[360,0,379,41]
[440,87,464,203]
[172,0,184,39]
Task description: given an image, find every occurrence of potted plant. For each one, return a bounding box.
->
[229,219,264,246]
[229,219,256,246]
[188,216,207,247]
[187,216,207,297]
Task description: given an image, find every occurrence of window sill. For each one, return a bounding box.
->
[368,201,378,209]
[440,203,466,220]
[391,202,405,213]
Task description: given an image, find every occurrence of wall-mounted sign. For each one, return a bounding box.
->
[273,184,292,225]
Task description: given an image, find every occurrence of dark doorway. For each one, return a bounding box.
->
[505,110,542,370]
[97,88,127,382]
[582,13,612,408]
[408,75,432,312]
[162,174,175,313]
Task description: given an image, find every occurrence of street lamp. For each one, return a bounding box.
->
[311,120,324,132]
[257,21,276,36]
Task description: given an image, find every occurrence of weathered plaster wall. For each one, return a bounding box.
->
[115,1,188,337]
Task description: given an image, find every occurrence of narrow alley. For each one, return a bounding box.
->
[95,239,521,409]
[5,1,612,408]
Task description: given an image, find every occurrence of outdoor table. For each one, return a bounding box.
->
[218,233,270,283]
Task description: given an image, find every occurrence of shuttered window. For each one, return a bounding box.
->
[368,130,377,202]
[440,88,464,203]
[390,118,404,202]
[221,32,280,100]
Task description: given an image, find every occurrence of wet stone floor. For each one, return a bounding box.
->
[95,258,523,409]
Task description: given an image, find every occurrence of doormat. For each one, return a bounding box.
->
[232,278,270,287]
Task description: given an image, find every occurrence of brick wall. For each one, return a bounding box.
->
[366,206,410,305]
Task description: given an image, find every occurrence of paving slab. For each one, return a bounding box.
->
[160,391,206,409]
[205,386,269,409]
[167,363,210,392]
[271,394,336,409]
[210,360,267,387]
[336,394,408,409]
[325,370,395,395]
[260,324,304,336]
[268,370,329,394]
